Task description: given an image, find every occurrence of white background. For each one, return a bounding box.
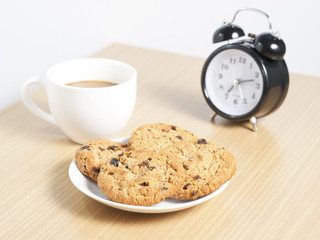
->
[1,0,318,110]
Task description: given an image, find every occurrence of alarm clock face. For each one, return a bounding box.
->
[203,48,264,117]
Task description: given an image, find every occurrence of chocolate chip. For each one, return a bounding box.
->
[110,158,119,167]
[192,190,198,196]
[205,182,210,186]
[98,147,105,151]
[138,160,149,168]
[149,166,156,171]
[140,182,149,186]
[125,165,130,170]
[108,145,119,151]
[183,183,191,190]
[176,135,182,140]
[197,138,207,144]
[80,145,90,150]
[183,165,189,170]
[118,153,124,157]
[171,126,177,130]
[92,167,100,173]
[163,187,168,190]
[194,175,201,180]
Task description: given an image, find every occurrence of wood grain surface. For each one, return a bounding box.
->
[1,44,319,239]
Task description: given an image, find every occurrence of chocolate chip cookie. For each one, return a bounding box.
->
[128,123,236,200]
[169,140,236,200]
[129,123,199,149]
[75,139,129,181]
[97,150,185,206]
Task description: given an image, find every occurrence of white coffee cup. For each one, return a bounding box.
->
[21,58,137,144]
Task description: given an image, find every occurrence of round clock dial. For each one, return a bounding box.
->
[204,48,264,116]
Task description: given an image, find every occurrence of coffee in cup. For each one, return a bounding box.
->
[66,80,117,88]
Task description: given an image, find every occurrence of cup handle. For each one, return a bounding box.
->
[21,76,57,125]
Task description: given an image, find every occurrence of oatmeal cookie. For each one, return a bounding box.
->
[97,150,185,206]
[75,139,129,181]
[128,123,199,150]
[129,123,236,199]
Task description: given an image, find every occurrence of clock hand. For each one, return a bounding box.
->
[227,79,239,93]
[237,79,254,83]
[238,84,244,99]
[227,85,234,93]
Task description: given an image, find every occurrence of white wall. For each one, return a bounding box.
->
[1,0,318,110]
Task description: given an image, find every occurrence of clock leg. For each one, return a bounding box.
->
[250,116,258,131]
[210,112,217,122]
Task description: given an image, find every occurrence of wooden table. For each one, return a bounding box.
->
[1,44,320,239]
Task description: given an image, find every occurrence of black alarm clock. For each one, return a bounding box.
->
[201,8,289,131]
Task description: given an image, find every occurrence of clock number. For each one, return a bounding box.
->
[255,72,260,78]
[225,93,229,99]
[218,73,223,79]
[221,64,229,70]
[251,93,256,99]
[243,98,247,105]
[239,57,246,64]
[229,58,236,64]
[219,84,224,90]
[250,62,253,69]
[256,83,261,89]
[233,98,238,105]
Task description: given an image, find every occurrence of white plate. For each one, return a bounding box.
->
[69,137,230,213]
